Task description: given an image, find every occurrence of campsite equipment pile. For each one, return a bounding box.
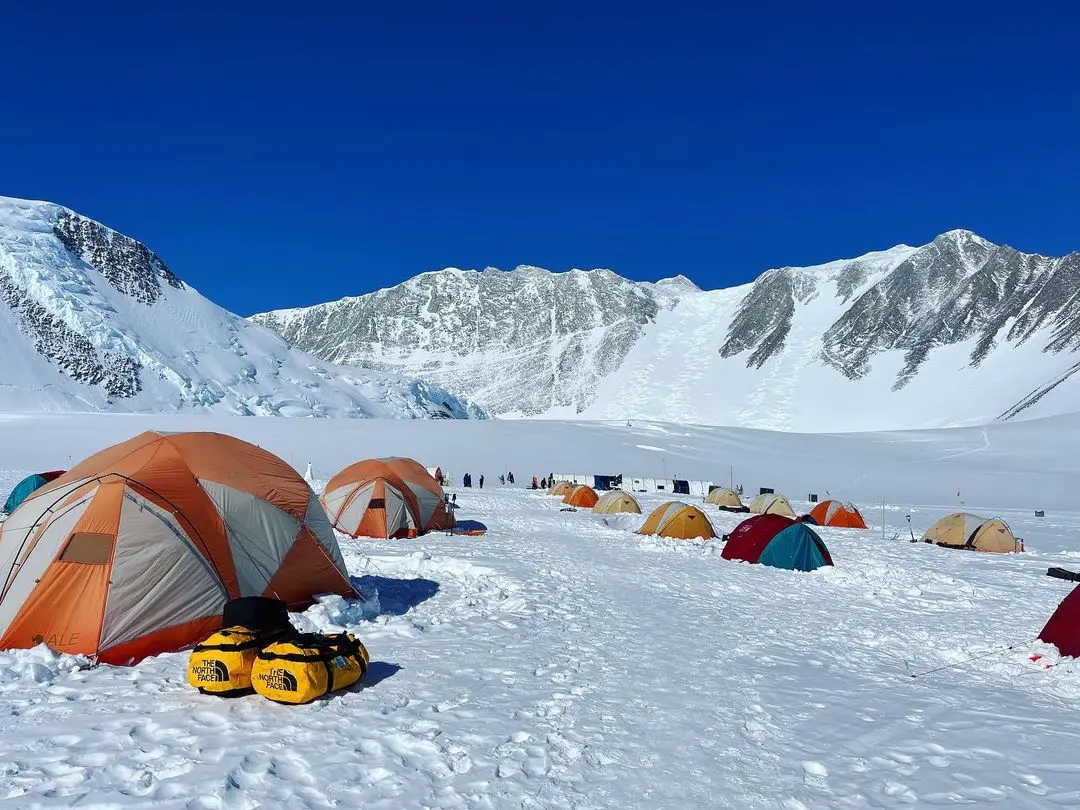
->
[188,596,369,704]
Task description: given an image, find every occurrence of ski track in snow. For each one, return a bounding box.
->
[1,483,1080,808]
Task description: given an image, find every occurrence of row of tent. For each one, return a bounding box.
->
[553,481,860,528]
[549,481,1022,555]
[549,483,834,573]
[0,431,467,668]
[552,482,645,514]
[708,488,1022,552]
[705,488,867,528]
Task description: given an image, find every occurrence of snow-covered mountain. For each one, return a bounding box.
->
[251,231,1080,431]
[253,267,698,416]
[0,196,482,419]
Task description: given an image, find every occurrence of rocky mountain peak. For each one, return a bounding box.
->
[251,230,1080,428]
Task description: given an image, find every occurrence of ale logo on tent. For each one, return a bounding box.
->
[257,668,298,692]
[30,632,79,647]
[191,659,230,683]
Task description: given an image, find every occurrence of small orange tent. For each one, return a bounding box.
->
[0,431,354,665]
[564,485,599,509]
[638,502,716,540]
[808,500,867,529]
[323,458,452,539]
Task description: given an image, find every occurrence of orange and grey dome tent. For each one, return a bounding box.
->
[808,500,867,529]
[638,502,716,540]
[564,485,599,509]
[749,493,796,518]
[322,457,453,538]
[323,459,418,539]
[549,481,573,497]
[920,513,1020,553]
[381,457,454,532]
[593,490,641,515]
[0,431,354,665]
[706,487,747,512]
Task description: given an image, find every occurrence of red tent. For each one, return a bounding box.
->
[1040,587,1080,658]
[723,515,798,561]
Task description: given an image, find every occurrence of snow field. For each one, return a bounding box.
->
[1,481,1080,807]
[1,413,1080,806]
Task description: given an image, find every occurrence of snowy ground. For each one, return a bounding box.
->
[1,414,1080,808]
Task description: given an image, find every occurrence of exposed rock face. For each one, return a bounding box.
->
[719,269,818,369]
[819,232,1080,390]
[251,230,1080,428]
[0,271,142,398]
[53,211,183,304]
[254,267,695,415]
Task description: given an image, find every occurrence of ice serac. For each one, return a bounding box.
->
[251,231,1080,431]
[0,196,482,419]
[253,266,692,416]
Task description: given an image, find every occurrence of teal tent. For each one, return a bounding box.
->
[3,471,66,515]
[757,524,832,571]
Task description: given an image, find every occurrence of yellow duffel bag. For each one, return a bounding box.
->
[188,626,291,697]
[251,633,369,705]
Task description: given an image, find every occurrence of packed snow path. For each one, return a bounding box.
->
[1,487,1080,808]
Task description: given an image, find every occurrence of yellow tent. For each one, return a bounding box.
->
[749,493,796,518]
[593,490,641,515]
[550,481,573,496]
[920,513,1019,553]
[638,502,715,540]
[706,487,746,510]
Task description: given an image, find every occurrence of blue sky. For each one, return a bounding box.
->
[3,2,1078,314]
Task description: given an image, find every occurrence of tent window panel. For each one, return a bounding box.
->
[59,532,114,564]
[368,498,386,509]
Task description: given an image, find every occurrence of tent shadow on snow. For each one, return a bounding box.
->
[352,575,440,616]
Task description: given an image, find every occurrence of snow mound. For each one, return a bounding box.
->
[0,644,89,688]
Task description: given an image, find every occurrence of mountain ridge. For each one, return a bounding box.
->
[251,229,1080,430]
